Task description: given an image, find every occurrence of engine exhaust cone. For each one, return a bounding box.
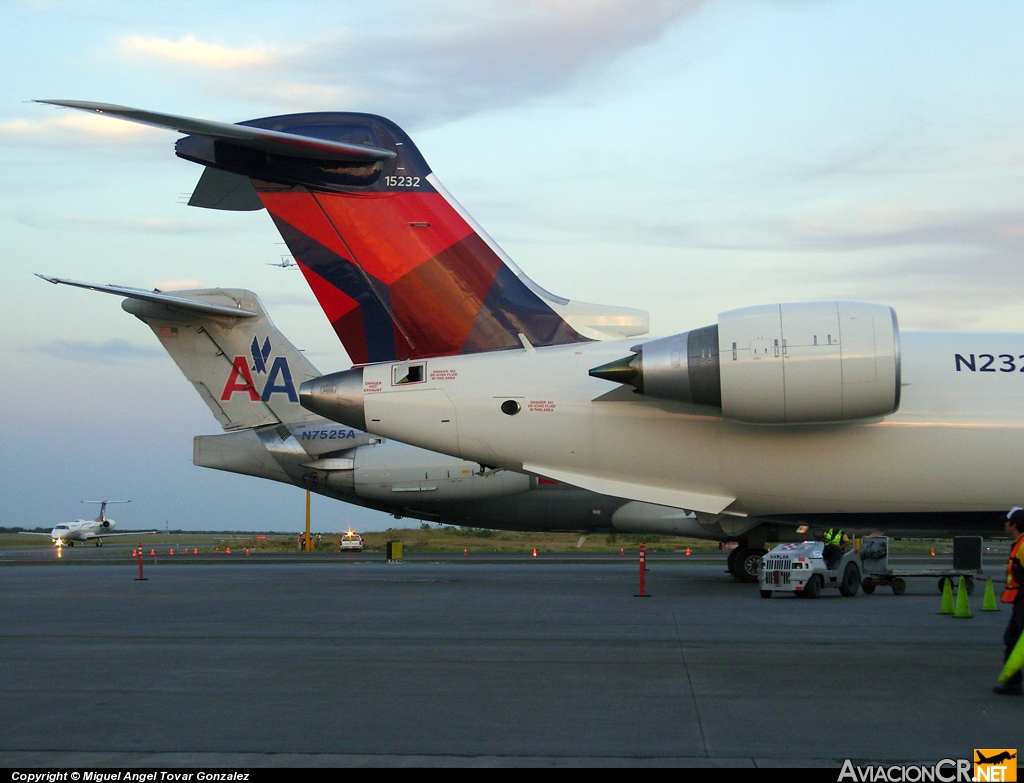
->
[589,354,642,392]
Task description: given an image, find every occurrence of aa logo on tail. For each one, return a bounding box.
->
[220,335,297,402]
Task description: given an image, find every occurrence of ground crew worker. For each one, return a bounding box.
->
[822,527,847,570]
[994,507,1024,695]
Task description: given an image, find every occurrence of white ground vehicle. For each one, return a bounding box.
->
[340,532,364,552]
[758,541,862,599]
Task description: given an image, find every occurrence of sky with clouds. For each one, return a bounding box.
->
[1,0,1023,532]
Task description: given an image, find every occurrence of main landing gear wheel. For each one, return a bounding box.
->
[839,563,861,597]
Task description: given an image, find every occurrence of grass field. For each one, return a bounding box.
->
[0,526,996,556]
[0,528,716,554]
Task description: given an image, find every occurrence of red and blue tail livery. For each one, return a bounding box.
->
[38,101,648,363]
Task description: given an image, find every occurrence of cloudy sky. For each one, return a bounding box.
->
[2,0,1023,532]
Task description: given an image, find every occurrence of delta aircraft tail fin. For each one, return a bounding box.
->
[39,101,649,364]
[38,275,321,430]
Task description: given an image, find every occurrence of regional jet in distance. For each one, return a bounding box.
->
[20,500,155,547]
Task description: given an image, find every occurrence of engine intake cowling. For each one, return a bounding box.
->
[591,301,901,424]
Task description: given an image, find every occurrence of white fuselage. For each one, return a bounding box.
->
[343,331,1024,516]
[51,519,115,544]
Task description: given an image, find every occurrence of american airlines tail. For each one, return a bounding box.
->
[37,275,349,489]
[129,283,319,429]
[37,275,321,427]
[37,102,649,364]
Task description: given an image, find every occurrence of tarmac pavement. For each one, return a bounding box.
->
[0,558,1018,767]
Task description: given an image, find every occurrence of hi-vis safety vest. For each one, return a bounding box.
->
[825,529,843,547]
[1003,533,1024,604]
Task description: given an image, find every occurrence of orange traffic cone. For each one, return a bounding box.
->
[193,548,198,555]
[245,549,249,556]
[169,549,174,556]
[150,549,155,556]
[685,548,691,556]
[620,548,624,556]
[226,547,231,554]
[930,548,936,556]
[131,549,137,557]
[463,548,468,556]
[532,548,537,557]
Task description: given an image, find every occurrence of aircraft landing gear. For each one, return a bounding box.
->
[67,541,74,547]
[95,540,103,547]
[728,545,767,583]
[726,546,739,575]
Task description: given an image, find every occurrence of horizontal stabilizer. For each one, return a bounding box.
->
[36,101,396,163]
[521,464,736,515]
[36,275,256,318]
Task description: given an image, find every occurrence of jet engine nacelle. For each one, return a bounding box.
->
[591,301,901,424]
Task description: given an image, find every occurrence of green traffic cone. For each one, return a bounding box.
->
[981,576,999,611]
[953,575,973,619]
[998,626,1024,683]
[939,577,954,614]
